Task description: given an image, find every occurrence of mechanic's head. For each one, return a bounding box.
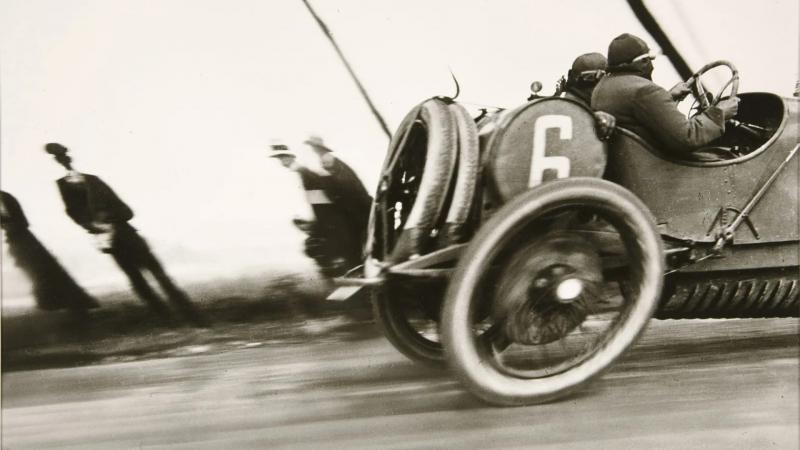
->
[566,52,607,89]
[607,33,656,79]
[44,142,73,170]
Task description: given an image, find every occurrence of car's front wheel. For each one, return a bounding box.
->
[441,178,664,405]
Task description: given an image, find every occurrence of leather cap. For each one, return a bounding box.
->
[571,52,607,72]
[607,33,650,66]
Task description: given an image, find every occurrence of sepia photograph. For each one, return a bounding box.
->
[1,0,798,448]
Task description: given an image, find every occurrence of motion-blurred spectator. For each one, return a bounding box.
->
[44,143,206,326]
[269,140,361,278]
[1,190,98,313]
[304,135,372,253]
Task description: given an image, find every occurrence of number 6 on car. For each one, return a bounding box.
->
[487,98,606,203]
[528,115,572,186]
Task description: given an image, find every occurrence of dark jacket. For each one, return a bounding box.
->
[56,174,133,233]
[326,158,371,211]
[563,87,592,108]
[0,190,29,232]
[325,157,372,243]
[296,166,329,196]
[591,72,725,153]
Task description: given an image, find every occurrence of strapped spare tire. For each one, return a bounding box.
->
[441,102,480,245]
[375,98,458,262]
[368,99,478,367]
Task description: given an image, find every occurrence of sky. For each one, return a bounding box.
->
[1,0,798,297]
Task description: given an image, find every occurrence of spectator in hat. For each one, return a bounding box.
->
[591,33,739,155]
[1,190,98,313]
[44,143,206,326]
[304,135,372,252]
[268,141,361,278]
[558,52,608,107]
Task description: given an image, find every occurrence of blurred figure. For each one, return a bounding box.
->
[556,52,608,107]
[269,141,361,278]
[44,143,206,326]
[304,135,372,252]
[1,190,98,312]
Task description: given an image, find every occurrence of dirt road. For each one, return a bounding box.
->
[2,318,798,449]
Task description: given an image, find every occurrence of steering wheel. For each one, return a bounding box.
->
[684,60,770,159]
[686,60,739,115]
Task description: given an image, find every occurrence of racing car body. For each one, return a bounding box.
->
[610,92,798,318]
[339,64,799,406]
[610,92,797,249]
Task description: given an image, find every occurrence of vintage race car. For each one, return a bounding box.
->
[338,60,799,406]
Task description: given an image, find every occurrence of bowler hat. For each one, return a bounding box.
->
[607,33,651,66]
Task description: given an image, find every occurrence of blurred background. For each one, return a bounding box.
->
[2,0,798,302]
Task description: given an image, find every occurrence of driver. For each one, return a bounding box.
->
[592,33,740,155]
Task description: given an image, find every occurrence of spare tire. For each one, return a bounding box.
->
[378,98,458,262]
[441,102,480,245]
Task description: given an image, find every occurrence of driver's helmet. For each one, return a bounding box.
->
[566,52,608,87]
[607,33,656,67]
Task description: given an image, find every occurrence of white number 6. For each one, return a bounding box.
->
[528,115,572,187]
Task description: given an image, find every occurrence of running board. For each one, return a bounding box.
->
[327,243,467,301]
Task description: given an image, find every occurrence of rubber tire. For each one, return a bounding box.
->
[389,98,458,260]
[441,178,664,406]
[441,102,480,245]
[372,287,445,367]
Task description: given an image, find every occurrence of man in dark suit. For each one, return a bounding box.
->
[304,135,372,254]
[269,141,360,278]
[1,190,98,312]
[45,143,205,326]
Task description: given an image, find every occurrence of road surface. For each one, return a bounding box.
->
[2,318,798,449]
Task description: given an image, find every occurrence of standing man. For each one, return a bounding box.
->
[44,143,206,326]
[1,190,98,313]
[591,33,739,156]
[304,135,372,253]
[269,140,361,278]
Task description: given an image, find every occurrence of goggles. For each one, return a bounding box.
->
[631,52,658,63]
[575,69,606,82]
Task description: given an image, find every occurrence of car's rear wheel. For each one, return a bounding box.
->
[369,99,479,365]
[372,280,446,367]
[441,178,664,405]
